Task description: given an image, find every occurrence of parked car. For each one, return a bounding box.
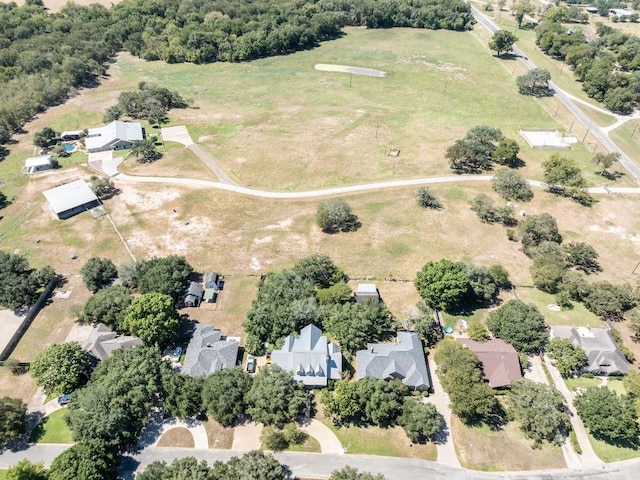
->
[172,346,183,362]
[58,394,71,406]
[246,356,257,373]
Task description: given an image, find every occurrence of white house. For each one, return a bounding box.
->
[85,121,143,153]
[23,155,53,174]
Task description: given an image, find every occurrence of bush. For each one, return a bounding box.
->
[316,198,361,234]
[416,187,442,209]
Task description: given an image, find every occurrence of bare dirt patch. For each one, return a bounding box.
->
[156,427,195,448]
[203,418,234,449]
[0,370,37,404]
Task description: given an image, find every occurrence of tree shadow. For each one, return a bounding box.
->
[600,170,625,181]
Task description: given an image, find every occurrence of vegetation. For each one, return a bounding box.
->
[445,125,502,174]
[516,68,553,97]
[261,423,307,451]
[399,398,442,443]
[466,322,490,342]
[79,285,133,332]
[29,343,92,395]
[122,292,180,347]
[492,170,533,202]
[546,338,588,378]
[489,30,518,56]
[104,83,187,125]
[48,439,120,480]
[415,187,442,210]
[469,194,516,225]
[160,369,203,420]
[89,176,117,199]
[246,365,306,425]
[509,379,570,446]
[486,300,548,353]
[406,302,443,347]
[574,387,640,445]
[434,338,500,425]
[322,378,407,427]
[517,213,562,256]
[564,242,601,274]
[33,127,59,148]
[316,198,361,234]
[330,466,385,480]
[5,460,47,480]
[80,257,117,293]
[0,251,56,310]
[131,138,163,163]
[133,255,193,301]
[201,368,253,427]
[0,397,26,446]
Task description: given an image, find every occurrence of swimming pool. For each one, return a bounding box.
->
[64,143,75,153]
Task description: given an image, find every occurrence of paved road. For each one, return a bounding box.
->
[187,144,238,186]
[470,6,640,184]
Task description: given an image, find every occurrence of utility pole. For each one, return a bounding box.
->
[632,124,638,138]
[582,129,589,144]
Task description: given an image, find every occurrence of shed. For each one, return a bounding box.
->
[23,155,53,174]
[42,180,100,219]
[354,283,380,303]
[60,130,83,141]
[204,272,221,290]
[184,281,203,307]
[203,288,217,303]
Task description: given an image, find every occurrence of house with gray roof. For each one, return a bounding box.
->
[356,332,431,391]
[271,324,342,387]
[184,281,203,307]
[85,121,143,152]
[550,326,631,376]
[80,323,141,362]
[42,179,100,219]
[182,324,238,377]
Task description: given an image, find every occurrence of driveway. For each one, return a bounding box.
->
[299,418,343,454]
[231,419,262,451]
[160,125,194,146]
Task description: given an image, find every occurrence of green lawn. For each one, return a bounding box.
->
[29,408,73,444]
[588,433,640,463]
[0,470,6,480]
[515,287,604,328]
[609,120,640,168]
[564,376,602,392]
[287,435,321,453]
[606,378,627,396]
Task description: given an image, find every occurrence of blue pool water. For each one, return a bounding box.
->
[64,144,74,153]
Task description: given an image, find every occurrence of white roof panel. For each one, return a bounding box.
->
[42,180,98,214]
[25,155,52,168]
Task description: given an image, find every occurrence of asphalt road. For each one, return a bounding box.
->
[470,6,640,184]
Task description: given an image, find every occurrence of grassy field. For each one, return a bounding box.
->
[29,408,73,444]
[564,376,603,392]
[452,416,566,471]
[588,433,640,462]
[327,423,436,461]
[609,120,640,166]
[515,288,604,328]
[156,427,195,448]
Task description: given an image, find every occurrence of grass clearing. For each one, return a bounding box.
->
[156,427,195,448]
[609,120,640,167]
[564,376,602,392]
[452,415,565,471]
[326,423,436,461]
[29,408,73,444]
[203,418,234,449]
[288,435,321,453]
[587,433,640,462]
[516,288,604,328]
[606,378,627,396]
[0,369,37,404]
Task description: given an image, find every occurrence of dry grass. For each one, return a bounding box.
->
[203,418,234,449]
[452,416,566,471]
[0,369,37,404]
[156,427,195,448]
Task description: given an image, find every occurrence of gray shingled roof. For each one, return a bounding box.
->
[182,324,238,377]
[550,326,631,375]
[80,323,141,362]
[356,332,431,390]
[271,324,342,387]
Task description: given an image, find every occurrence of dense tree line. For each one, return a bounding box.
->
[0,0,474,153]
[0,396,26,446]
[0,250,57,310]
[535,15,640,114]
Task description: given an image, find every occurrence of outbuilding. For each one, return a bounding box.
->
[354,283,380,303]
[42,179,99,219]
[23,155,54,174]
[60,130,83,141]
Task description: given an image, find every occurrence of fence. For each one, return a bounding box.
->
[0,279,58,361]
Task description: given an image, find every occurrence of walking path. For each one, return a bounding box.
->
[425,361,461,468]
[299,418,343,455]
[542,354,603,468]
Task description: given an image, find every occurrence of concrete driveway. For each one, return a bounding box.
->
[160,126,194,146]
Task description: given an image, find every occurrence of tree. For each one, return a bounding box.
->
[136,457,211,480]
[467,322,490,342]
[161,368,203,420]
[546,338,588,378]
[317,282,352,305]
[486,300,548,353]
[530,253,566,293]
[446,125,502,174]
[416,187,442,209]
[103,105,123,123]
[33,126,58,148]
[135,255,193,301]
[488,264,511,289]
[415,260,470,311]
[582,281,636,319]
[330,467,385,480]
[210,450,290,480]
[593,152,618,176]
[131,138,162,163]
[563,242,601,274]
[122,293,179,347]
[30,343,91,394]
[90,175,117,199]
[293,254,343,289]
[509,379,570,446]
[0,397,26,445]
[6,460,48,480]
[517,68,553,97]
[48,439,119,480]
[489,30,518,56]
[466,265,499,303]
[0,191,9,210]
[470,194,498,223]
[246,365,306,425]
[66,346,163,450]
[574,387,640,444]
[79,285,133,332]
[0,251,56,310]
[80,257,117,292]
[543,154,587,188]
[517,213,562,255]
[492,138,521,167]
[316,198,360,233]
[492,170,533,202]
[513,1,535,28]
[406,302,443,347]
[201,368,253,427]
[400,399,442,443]
[322,300,396,352]
[604,87,634,115]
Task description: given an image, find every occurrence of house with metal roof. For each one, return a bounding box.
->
[204,272,222,290]
[182,324,238,377]
[42,179,100,219]
[356,332,431,391]
[550,326,631,375]
[60,130,83,141]
[80,323,141,362]
[271,324,342,387]
[354,283,380,303]
[23,155,54,174]
[85,121,143,153]
[457,338,522,388]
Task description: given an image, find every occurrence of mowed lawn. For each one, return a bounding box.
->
[29,408,73,444]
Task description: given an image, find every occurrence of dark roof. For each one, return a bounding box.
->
[356,332,431,390]
[457,338,522,388]
[204,272,220,289]
[182,324,238,377]
[187,281,203,297]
